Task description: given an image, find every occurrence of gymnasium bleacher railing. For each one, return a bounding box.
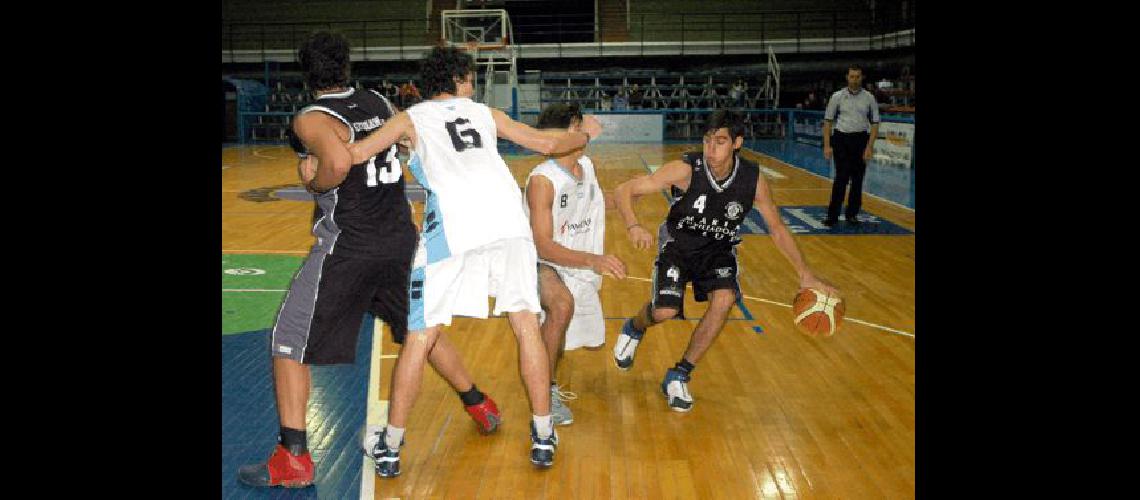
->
[222,8,914,62]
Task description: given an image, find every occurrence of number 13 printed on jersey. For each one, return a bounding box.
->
[365,144,401,187]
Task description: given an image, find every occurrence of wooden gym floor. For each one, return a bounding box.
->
[222,142,915,499]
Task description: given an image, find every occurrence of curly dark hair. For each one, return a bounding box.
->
[419,46,474,98]
[535,103,583,130]
[703,110,747,140]
[298,31,350,91]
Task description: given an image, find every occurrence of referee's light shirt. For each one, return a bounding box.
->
[824,88,880,133]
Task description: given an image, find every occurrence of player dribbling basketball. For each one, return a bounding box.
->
[612,110,839,412]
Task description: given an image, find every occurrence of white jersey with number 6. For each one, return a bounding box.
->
[405,98,532,265]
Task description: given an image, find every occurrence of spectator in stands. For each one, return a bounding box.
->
[399,80,422,108]
[378,80,399,105]
[613,91,628,111]
[803,91,822,110]
[730,79,746,108]
[601,92,612,111]
[629,84,643,110]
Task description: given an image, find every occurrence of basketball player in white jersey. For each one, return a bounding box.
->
[523,103,626,426]
[347,46,602,474]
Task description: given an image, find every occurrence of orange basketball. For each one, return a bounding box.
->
[792,288,845,338]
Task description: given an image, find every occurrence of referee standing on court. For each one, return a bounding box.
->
[822,65,880,226]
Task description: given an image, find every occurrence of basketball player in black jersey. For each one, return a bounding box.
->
[237,32,501,488]
[612,110,838,412]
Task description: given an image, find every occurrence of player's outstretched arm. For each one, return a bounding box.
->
[613,160,692,250]
[752,174,838,295]
[293,112,354,192]
[492,109,600,155]
[347,111,414,164]
[526,176,627,279]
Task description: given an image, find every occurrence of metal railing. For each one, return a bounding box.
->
[223,19,434,62]
[222,8,913,62]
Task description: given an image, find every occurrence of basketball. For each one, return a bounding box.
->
[792,288,845,337]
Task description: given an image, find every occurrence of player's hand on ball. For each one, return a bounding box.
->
[628,225,653,250]
[800,273,838,297]
[580,115,603,141]
[589,254,627,280]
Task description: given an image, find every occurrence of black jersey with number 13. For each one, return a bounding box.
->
[295,88,416,259]
[662,151,760,254]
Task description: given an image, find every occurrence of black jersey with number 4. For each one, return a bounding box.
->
[296,88,416,260]
[661,151,759,254]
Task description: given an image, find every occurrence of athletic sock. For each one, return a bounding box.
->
[673,358,695,376]
[279,427,308,455]
[458,384,486,406]
[384,425,405,449]
[533,414,553,439]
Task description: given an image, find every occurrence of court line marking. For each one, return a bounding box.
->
[621,275,913,338]
[743,148,915,212]
[361,317,388,499]
[252,148,278,160]
[223,250,309,255]
[222,289,287,292]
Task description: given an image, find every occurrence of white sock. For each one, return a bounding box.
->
[533,414,553,439]
[384,425,405,449]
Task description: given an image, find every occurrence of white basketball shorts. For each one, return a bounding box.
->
[408,237,541,331]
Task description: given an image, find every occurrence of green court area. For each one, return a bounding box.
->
[222,254,304,335]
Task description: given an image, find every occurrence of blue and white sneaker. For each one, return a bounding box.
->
[366,429,402,478]
[660,368,694,412]
[529,421,559,468]
[613,319,645,370]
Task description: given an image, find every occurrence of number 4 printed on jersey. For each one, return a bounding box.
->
[365,144,401,187]
[692,194,707,214]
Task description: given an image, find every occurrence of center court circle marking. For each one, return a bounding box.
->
[224,268,266,276]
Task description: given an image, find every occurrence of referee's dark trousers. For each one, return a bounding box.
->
[827,131,869,222]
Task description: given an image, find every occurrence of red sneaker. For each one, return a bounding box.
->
[237,444,315,488]
[464,395,501,434]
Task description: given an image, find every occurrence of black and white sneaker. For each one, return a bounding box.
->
[366,429,402,478]
[660,368,694,412]
[613,319,645,370]
[529,422,558,468]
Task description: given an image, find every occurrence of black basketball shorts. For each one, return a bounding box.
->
[270,249,411,365]
[651,246,741,319]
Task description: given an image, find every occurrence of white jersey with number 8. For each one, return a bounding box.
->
[405,98,533,265]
